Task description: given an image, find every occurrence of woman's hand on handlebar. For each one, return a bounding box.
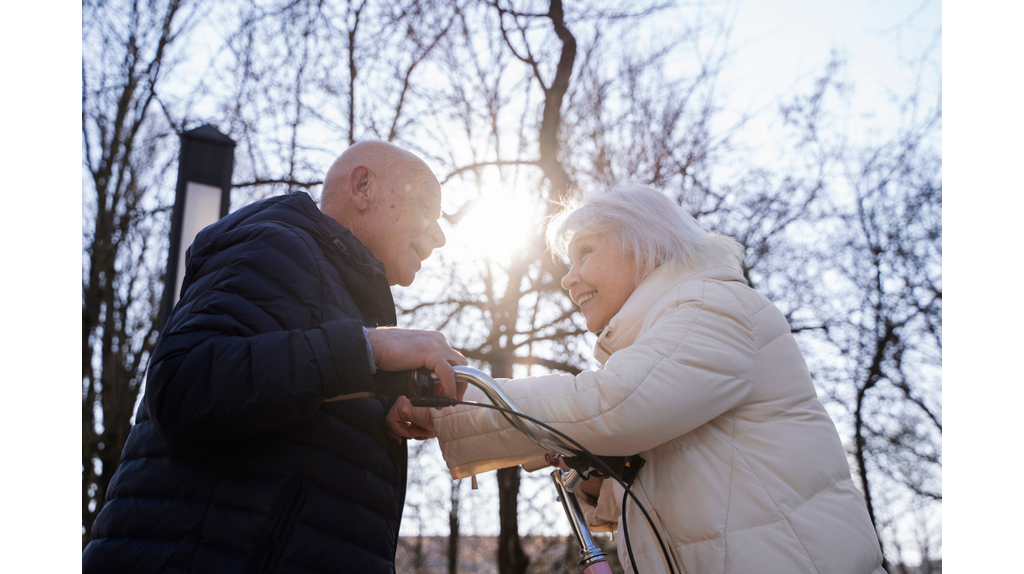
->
[545,452,604,500]
[387,396,436,443]
[545,452,567,470]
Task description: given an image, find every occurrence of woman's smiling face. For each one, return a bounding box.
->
[560,233,642,333]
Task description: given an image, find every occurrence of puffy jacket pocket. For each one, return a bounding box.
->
[249,475,305,574]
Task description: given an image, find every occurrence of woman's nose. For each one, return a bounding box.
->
[560,266,577,291]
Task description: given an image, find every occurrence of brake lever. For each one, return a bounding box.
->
[407,369,460,407]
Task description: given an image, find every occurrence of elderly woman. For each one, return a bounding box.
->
[430,185,884,573]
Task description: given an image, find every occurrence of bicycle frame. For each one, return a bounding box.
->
[451,366,613,574]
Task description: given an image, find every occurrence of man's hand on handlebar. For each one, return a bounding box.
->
[366,327,469,403]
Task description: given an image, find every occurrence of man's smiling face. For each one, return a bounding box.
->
[372,166,445,287]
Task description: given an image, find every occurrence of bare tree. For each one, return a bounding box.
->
[827,109,941,570]
[81,0,200,547]
[759,55,942,570]
[213,0,460,204]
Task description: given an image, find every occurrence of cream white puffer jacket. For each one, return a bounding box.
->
[432,254,885,574]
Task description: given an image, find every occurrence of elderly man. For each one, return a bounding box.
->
[83,142,466,573]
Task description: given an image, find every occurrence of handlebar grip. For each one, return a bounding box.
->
[407,369,461,407]
[409,395,460,408]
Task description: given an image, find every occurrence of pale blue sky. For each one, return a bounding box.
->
[719,0,941,156]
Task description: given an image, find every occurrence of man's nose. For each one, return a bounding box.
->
[428,218,446,249]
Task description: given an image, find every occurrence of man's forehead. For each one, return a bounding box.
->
[415,178,442,204]
[397,166,440,198]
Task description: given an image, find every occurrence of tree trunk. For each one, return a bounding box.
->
[538,0,576,202]
[497,466,529,574]
[412,533,424,574]
[488,3,578,570]
[448,479,460,574]
[489,355,529,574]
[854,392,889,572]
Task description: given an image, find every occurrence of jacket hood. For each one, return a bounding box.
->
[193,192,382,270]
[186,192,393,320]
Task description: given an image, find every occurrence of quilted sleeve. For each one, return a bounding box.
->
[432,280,755,474]
[145,222,376,445]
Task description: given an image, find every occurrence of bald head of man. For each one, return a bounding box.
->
[320,142,445,287]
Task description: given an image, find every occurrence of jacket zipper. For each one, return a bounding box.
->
[329,235,350,259]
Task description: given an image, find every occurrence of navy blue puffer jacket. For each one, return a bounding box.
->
[84,192,412,573]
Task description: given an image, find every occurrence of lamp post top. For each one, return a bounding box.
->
[182,124,235,147]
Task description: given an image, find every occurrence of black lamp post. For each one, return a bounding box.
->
[159,125,235,330]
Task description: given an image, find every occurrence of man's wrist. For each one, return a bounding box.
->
[362,326,377,374]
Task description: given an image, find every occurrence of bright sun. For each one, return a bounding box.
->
[452,187,543,266]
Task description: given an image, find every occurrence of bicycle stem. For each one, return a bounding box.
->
[551,468,612,572]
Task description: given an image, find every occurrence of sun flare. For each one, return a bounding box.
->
[453,188,543,266]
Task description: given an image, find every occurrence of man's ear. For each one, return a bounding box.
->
[349,166,373,211]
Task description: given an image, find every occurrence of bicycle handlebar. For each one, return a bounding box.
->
[468,367,572,451]
[419,366,580,458]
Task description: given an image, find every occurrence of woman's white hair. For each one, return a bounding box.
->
[546,183,746,282]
